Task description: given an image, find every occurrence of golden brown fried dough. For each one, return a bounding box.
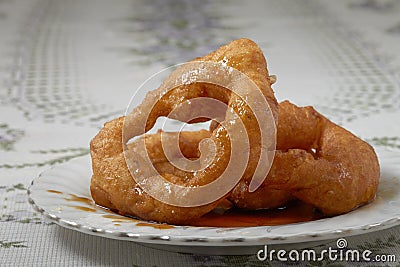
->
[230,101,380,215]
[90,118,213,223]
[91,38,380,224]
[90,38,278,224]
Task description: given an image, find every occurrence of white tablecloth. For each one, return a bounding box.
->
[1,0,399,266]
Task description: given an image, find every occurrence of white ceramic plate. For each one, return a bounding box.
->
[28,148,400,254]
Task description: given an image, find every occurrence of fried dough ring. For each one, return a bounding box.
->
[90,121,215,223]
[230,101,380,215]
[90,39,278,224]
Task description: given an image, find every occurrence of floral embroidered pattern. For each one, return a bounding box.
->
[0,183,52,225]
[0,123,24,151]
[112,0,237,66]
[0,240,28,248]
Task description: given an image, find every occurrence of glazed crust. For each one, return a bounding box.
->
[90,117,214,224]
[90,38,380,223]
[90,38,278,224]
[230,101,380,215]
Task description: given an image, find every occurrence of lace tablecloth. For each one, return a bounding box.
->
[1,0,399,266]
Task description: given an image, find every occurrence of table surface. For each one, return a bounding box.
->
[1,0,400,266]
